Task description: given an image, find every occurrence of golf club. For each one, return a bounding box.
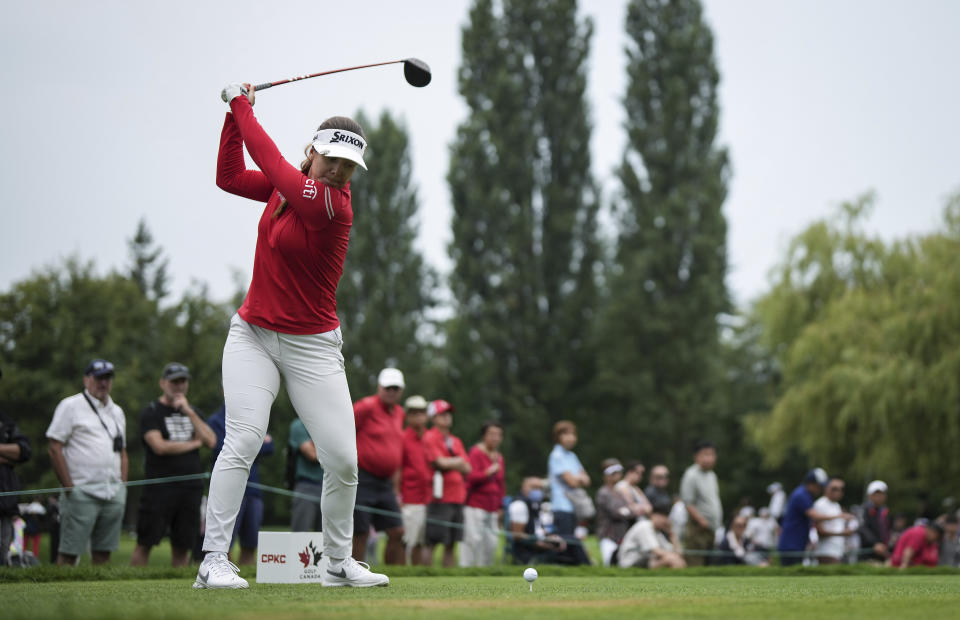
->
[252,58,431,92]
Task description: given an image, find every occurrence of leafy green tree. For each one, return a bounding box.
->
[594,0,730,469]
[446,0,601,481]
[0,258,162,489]
[749,193,960,512]
[337,110,436,400]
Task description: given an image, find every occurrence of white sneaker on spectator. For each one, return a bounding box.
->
[193,552,249,589]
[321,556,389,587]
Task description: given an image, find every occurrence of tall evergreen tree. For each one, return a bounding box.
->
[127,218,169,301]
[596,0,730,469]
[446,0,601,479]
[337,111,435,399]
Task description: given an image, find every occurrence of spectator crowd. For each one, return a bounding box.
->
[1,360,959,570]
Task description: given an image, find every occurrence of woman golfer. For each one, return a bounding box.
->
[195,82,387,589]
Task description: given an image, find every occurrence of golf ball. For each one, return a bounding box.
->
[523,567,538,582]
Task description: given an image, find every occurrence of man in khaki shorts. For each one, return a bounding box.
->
[46,359,128,566]
[399,395,431,564]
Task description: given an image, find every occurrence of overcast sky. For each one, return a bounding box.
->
[2,0,958,310]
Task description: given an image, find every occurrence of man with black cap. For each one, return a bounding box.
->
[1,367,33,566]
[46,359,128,566]
[777,468,853,566]
[131,362,216,566]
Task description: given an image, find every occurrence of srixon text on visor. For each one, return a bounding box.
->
[330,131,364,149]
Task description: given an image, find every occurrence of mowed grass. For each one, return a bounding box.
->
[3,575,959,620]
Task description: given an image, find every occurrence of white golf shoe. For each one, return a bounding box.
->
[193,552,249,589]
[321,556,390,587]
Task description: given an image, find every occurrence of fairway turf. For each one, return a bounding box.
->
[4,576,959,619]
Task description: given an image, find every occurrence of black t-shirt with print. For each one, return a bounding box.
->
[140,400,202,487]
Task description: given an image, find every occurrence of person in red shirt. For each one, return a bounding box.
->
[196,83,387,589]
[399,395,432,565]
[890,522,943,569]
[423,400,471,567]
[352,368,406,564]
[461,421,505,566]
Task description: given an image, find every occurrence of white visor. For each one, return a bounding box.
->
[311,128,367,170]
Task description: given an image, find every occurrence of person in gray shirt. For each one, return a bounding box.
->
[679,440,722,566]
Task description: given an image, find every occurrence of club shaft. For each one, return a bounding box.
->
[253,60,404,91]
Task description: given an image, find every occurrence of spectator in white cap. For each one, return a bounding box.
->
[777,468,853,566]
[766,482,786,522]
[859,480,891,562]
[351,368,407,564]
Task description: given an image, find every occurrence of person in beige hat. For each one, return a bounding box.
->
[399,395,431,564]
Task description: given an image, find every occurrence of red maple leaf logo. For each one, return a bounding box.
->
[298,548,310,568]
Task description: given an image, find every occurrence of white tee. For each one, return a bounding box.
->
[745,516,779,549]
[46,391,126,500]
[508,499,529,526]
[813,496,846,559]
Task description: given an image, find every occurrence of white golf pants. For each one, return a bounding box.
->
[203,314,357,559]
[459,506,499,566]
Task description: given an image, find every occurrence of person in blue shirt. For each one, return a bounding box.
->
[207,405,274,566]
[777,468,852,566]
[547,420,590,565]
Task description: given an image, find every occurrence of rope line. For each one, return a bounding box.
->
[2,476,872,558]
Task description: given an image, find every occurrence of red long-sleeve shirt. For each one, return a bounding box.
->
[354,395,404,478]
[891,525,940,567]
[216,97,352,334]
[464,445,505,513]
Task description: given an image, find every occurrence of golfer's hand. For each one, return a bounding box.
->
[222,83,255,106]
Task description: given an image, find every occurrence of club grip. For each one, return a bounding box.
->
[253,82,273,91]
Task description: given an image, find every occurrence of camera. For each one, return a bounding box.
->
[113,435,123,453]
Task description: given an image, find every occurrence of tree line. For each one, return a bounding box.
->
[1,0,957,522]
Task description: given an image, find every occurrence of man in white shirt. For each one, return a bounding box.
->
[745,506,779,554]
[813,476,856,564]
[46,359,128,566]
[618,507,686,569]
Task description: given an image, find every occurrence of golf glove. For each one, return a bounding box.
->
[221,83,249,104]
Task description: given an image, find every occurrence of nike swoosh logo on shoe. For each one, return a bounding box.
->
[327,568,347,578]
[199,569,209,583]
